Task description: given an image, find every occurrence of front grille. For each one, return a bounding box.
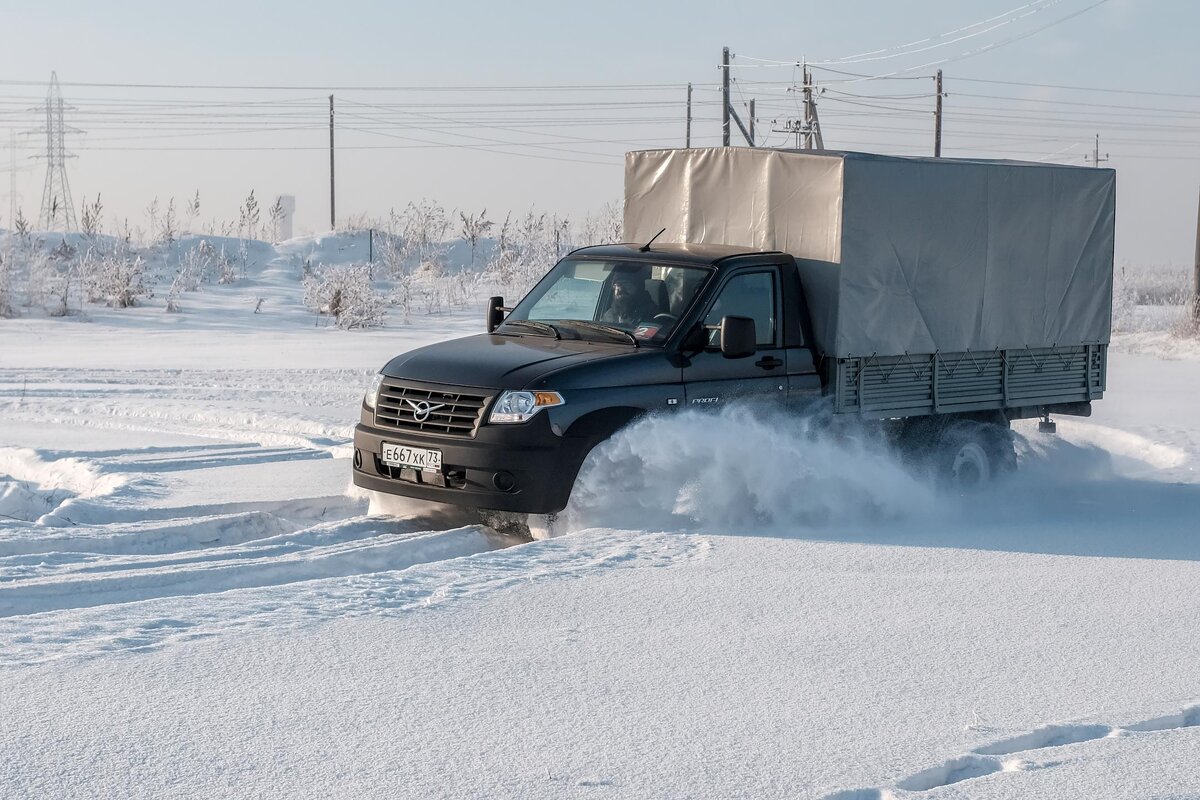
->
[374,380,489,437]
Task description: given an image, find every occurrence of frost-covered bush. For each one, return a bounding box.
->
[484,209,575,296]
[579,201,623,247]
[173,240,230,290]
[0,249,17,318]
[302,263,386,329]
[24,242,82,317]
[81,249,148,308]
[1112,263,1192,334]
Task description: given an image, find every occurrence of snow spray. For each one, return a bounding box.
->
[561,406,943,534]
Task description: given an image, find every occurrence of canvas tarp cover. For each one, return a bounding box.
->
[624,148,1116,358]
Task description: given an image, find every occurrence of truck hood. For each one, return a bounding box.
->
[382,333,632,390]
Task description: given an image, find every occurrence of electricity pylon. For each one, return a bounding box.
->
[34,72,79,231]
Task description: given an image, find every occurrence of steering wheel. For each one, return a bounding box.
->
[652,313,678,325]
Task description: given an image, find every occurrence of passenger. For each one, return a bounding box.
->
[664,268,704,315]
[601,271,661,325]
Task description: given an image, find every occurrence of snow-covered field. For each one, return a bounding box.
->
[2,242,1199,799]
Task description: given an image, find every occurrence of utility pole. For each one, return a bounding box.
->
[803,64,814,149]
[934,69,944,157]
[748,99,756,147]
[1085,133,1108,167]
[8,131,16,230]
[1193,186,1200,326]
[329,94,336,231]
[800,64,824,150]
[718,47,756,147]
[686,83,692,148]
[721,47,731,147]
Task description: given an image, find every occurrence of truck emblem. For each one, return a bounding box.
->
[405,399,446,422]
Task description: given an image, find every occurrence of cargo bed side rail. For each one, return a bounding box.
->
[834,344,1106,417]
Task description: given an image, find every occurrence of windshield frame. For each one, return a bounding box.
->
[499,257,715,348]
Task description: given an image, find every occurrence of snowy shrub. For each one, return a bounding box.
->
[579,201,623,246]
[80,194,103,238]
[484,208,572,296]
[0,249,17,318]
[1112,263,1192,334]
[83,251,148,308]
[164,253,198,312]
[401,199,451,268]
[174,240,229,289]
[216,246,237,284]
[302,263,386,329]
[44,253,80,317]
[158,198,178,246]
[459,209,493,267]
[24,248,58,312]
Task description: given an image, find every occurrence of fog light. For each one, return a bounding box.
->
[353,449,363,469]
[493,471,517,492]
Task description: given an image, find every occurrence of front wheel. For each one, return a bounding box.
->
[477,510,562,540]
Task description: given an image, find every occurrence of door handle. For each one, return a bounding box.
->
[755,356,784,370]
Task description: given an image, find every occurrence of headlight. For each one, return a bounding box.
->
[489,390,564,424]
[364,372,385,409]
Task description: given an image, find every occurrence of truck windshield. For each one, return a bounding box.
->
[501,259,711,345]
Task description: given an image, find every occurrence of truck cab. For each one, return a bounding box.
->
[352,243,819,515]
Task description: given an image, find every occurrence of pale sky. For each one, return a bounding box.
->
[1,0,1197,265]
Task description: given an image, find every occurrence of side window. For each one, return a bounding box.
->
[704,271,777,347]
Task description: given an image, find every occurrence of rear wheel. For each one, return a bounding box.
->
[935,418,1016,490]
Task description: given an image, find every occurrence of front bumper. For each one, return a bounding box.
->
[352,410,590,515]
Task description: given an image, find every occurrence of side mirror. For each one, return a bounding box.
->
[719,315,757,359]
[486,296,507,333]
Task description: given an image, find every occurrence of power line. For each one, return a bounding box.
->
[732,0,1111,80]
[0,79,708,92]
[950,76,1200,100]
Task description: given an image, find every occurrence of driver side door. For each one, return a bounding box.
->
[682,268,786,408]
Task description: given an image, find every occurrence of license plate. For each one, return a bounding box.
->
[380,442,442,472]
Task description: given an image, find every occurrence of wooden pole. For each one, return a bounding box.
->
[329,94,336,230]
[749,99,755,147]
[1193,186,1200,325]
[721,47,731,147]
[934,70,943,157]
[802,65,813,150]
[686,83,692,148]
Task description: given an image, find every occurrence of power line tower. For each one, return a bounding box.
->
[34,72,79,231]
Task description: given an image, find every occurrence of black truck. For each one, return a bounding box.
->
[353,149,1115,517]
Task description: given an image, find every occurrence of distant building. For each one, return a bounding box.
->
[276,195,296,241]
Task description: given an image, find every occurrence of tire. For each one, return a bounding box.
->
[476,510,561,540]
[935,418,1015,490]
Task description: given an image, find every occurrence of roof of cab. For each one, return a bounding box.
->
[568,242,783,266]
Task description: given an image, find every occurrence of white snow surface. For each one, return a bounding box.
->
[2,263,1200,799]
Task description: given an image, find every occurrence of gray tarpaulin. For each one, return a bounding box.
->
[624,148,1115,358]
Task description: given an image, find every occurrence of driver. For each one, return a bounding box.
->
[601,270,661,325]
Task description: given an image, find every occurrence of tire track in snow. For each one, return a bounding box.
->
[0,519,513,618]
[0,529,708,667]
[821,707,1200,797]
[1,368,362,455]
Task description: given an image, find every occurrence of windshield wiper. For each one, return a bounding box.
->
[563,320,639,347]
[501,319,562,339]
